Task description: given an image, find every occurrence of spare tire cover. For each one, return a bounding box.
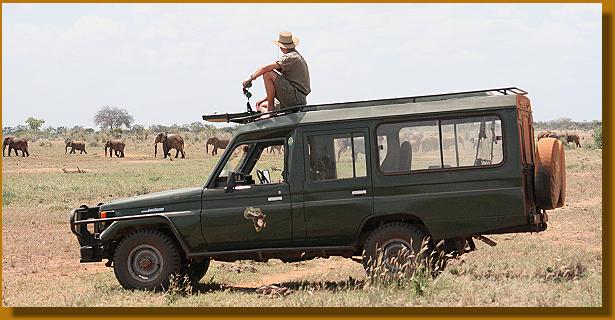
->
[535,138,562,210]
[556,141,566,208]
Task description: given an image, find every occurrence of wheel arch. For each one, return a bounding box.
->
[355,213,429,254]
[100,217,191,259]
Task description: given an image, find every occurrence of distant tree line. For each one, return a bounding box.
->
[533,117,601,131]
[2,106,239,141]
[3,107,600,144]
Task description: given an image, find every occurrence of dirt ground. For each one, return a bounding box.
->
[1,137,603,307]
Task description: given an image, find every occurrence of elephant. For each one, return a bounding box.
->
[336,137,365,162]
[537,131,562,141]
[154,132,185,159]
[2,136,14,157]
[441,136,455,150]
[441,136,464,150]
[65,140,87,154]
[421,136,439,152]
[564,133,581,147]
[3,137,29,157]
[104,139,125,157]
[205,137,230,155]
[409,134,423,152]
[536,131,549,140]
[268,145,283,154]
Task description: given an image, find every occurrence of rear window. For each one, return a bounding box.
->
[377,115,503,173]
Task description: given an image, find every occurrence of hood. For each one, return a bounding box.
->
[100,187,203,212]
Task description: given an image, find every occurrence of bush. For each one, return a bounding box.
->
[593,125,602,149]
[2,188,15,206]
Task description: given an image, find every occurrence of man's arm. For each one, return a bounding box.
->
[243,62,280,87]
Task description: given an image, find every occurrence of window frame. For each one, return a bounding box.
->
[303,130,369,183]
[209,137,288,188]
[374,112,507,176]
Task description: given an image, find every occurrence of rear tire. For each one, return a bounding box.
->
[113,230,182,291]
[362,222,434,277]
[534,138,562,209]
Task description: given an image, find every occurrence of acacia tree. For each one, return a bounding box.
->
[25,117,45,131]
[94,106,134,130]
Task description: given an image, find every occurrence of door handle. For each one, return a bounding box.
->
[352,190,367,196]
[268,196,283,202]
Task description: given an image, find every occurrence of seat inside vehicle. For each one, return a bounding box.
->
[399,141,412,171]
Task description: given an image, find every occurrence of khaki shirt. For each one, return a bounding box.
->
[276,50,311,96]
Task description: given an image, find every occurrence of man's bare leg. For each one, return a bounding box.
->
[257,71,278,119]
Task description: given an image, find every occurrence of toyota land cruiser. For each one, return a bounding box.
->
[70,87,565,290]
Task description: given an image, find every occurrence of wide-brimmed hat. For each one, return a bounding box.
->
[273,31,299,49]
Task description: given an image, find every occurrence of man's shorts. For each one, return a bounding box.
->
[274,74,307,110]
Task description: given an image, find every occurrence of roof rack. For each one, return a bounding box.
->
[202,87,527,124]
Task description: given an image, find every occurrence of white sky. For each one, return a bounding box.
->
[2,3,602,128]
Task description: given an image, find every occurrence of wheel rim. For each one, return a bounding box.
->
[381,239,413,273]
[127,244,164,282]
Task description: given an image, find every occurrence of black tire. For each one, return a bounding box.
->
[113,230,182,291]
[362,222,434,277]
[183,258,211,284]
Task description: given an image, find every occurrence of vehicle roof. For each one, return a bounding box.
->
[236,94,519,134]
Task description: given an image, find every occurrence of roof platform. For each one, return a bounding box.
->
[202,87,527,125]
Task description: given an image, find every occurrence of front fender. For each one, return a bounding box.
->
[99,216,191,255]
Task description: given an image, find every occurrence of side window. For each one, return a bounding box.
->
[308,133,366,181]
[441,116,503,167]
[399,121,440,171]
[248,142,285,184]
[214,140,286,187]
[220,143,252,178]
[378,120,440,172]
[377,115,504,173]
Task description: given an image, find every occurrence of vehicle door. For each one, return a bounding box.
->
[201,139,292,251]
[301,128,373,246]
[517,100,537,212]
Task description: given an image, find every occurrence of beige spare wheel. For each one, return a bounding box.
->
[534,138,564,209]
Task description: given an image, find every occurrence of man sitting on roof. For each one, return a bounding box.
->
[242,31,311,119]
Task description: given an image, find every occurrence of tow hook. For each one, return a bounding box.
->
[474,235,497,247]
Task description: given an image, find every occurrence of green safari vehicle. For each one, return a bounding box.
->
[70,87,565,290]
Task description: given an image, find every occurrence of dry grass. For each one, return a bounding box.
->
[1,135,602,307]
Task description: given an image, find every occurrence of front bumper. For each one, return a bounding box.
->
[70,205,103,263]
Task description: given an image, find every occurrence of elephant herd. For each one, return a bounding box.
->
[397,133,474,154]
[2,133,233,159]
[537,131,582,147]
[334,133,477,161]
